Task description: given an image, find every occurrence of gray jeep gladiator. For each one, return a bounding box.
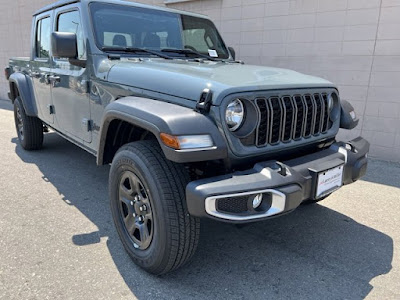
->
[5,0,369,275]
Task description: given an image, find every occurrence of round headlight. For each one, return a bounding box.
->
[226,99,245,131]
[327,93,334,113]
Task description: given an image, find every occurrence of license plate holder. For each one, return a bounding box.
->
[316,165,344,199]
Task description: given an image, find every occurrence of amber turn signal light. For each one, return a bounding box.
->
[160,133,180,150]
[160,133,214,150]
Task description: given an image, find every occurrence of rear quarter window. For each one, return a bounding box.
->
[36,17,51,58]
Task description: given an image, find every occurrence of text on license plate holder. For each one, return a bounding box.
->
[316,165,344,199]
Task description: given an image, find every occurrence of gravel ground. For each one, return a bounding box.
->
[0,99,399,300]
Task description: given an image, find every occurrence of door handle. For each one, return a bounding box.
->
[49,75,61,82]
[44,74,51,85]
[48,75,61,87]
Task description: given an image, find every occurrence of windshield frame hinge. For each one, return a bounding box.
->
[108,54,121,60]
[196,88,213,113]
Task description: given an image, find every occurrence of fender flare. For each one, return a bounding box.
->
[9,72,38,117]
[97,97,228,165]
[340,99,359,130]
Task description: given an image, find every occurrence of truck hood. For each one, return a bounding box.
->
[106,58,335,105]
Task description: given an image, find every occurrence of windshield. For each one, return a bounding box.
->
[90,2,230,59]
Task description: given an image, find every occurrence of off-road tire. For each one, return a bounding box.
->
[109,140,200,275]
[13,97,43,150]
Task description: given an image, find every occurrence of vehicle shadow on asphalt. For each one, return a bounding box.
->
[0,99,13,111]
[12,133,393,299]
[360,159,400,189]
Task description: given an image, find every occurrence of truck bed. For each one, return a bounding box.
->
[9,57,31,74]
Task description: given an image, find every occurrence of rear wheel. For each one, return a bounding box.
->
[13,97,43,150]
[109,140,200,275]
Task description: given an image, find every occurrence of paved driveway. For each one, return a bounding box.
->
[0,99,399,300]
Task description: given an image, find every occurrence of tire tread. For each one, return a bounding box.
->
[14,97,43,150]
[116,140,200,274]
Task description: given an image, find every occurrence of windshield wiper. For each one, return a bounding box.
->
[101,47,172,60]
[161,48,218,61]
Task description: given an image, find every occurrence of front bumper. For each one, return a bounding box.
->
[186,137,369,223]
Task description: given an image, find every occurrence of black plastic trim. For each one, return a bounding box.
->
[8,72,38,116]
[186,137,369,223]
[340,99,359,129]
[33,0,80,16]
[97,96,228,165]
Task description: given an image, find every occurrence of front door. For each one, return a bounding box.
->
[31,12,54,124]
[51,7,91,143]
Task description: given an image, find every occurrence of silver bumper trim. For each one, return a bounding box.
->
[204,188,286,221]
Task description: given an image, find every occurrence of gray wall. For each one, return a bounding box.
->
[1,0,399,162]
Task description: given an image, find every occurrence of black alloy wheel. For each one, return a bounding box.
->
[118,171,154,250]
[15,105,24,141]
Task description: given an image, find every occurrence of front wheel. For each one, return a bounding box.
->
[109,141,200,275]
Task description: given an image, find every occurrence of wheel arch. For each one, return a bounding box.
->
[97,97,228,165]
[9,72,38,117]
[98,115,159,165]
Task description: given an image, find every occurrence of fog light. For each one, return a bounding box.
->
[251,194,263,209]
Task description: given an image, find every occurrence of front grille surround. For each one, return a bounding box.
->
[218,88,340,158]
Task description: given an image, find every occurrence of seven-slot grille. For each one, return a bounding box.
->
[255,93,332,147]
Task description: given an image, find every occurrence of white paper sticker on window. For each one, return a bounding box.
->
[208,49,218,57]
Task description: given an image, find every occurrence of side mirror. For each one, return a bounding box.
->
[51,32,86,68]
[52,32,78,59]
[340,100,359,129]
[228,46,236,60]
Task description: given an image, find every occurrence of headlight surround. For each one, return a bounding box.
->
[225,99,245,131]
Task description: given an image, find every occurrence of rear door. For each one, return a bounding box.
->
[51,5,91,143]
[30,12,54,124]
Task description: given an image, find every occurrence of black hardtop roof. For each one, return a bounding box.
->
[33,0,80,16]
[33,0,208,19]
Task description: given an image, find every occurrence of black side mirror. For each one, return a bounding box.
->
[228,47,236,60]
[52,32,78,58]
[51,32,86,68]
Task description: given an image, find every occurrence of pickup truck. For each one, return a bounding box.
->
[5,0,369,275]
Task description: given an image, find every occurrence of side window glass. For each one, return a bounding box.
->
[36,17,51,58]
[57,10,85,59]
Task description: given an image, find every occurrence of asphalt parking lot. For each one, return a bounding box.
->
[0,99,399,300]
